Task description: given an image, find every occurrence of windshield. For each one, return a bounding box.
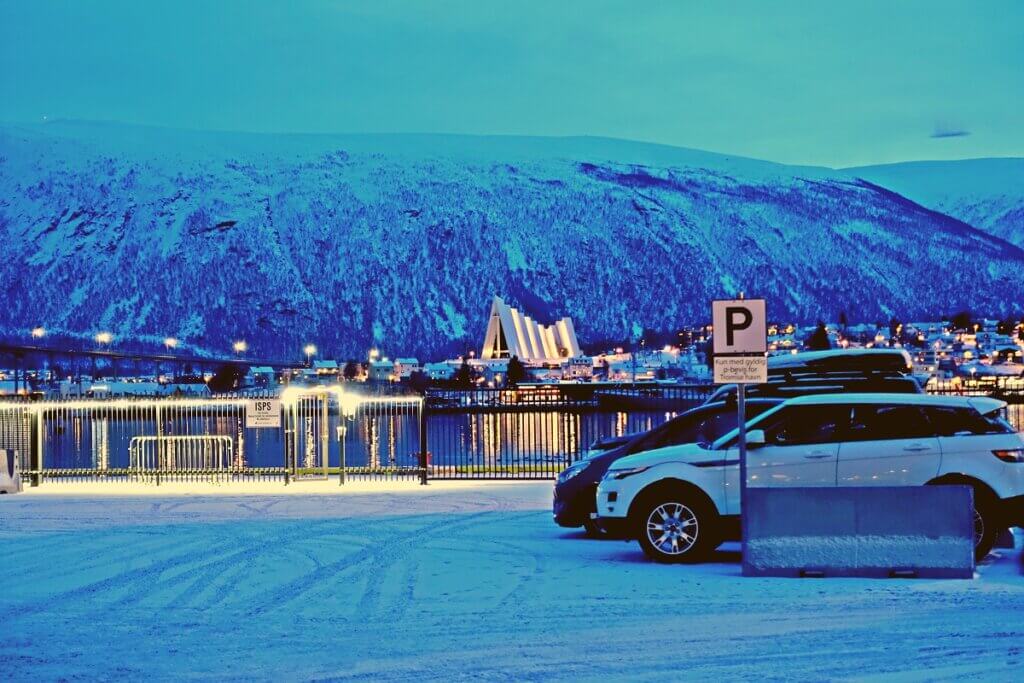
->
[710,403,785,450]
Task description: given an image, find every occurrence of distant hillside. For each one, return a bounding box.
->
[848,158,1024,248]
[1,122,1022,360]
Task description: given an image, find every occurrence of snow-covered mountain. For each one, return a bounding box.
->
[1,121,1022,360]
[848,158,1024,248]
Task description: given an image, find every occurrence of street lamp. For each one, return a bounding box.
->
[31,327,46,339]
[304,344,317,366]
[164,337,178,352]
[233,340,247,355]
[95,331,113,346]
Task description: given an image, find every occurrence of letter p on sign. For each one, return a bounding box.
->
[712,299,767,355]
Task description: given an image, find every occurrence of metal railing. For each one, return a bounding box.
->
[422,384,709,479]
[4,378,1021,486]
[928,378,1024,430]
[129,435,234,471]
[0,389,427,485]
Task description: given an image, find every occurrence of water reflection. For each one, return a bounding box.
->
[39,408,681,473]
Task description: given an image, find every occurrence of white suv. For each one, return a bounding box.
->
[594,394,1024,563]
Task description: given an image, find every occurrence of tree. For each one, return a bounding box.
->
[702,339,715,370]
[342,361,359,381]
[997,319,1017,336]
[888,317,902,342]
[505,355,527,388]
[407,370,430,394]
[452,358,474,389]
[207,363,247,393]
[806,321,831,351]
[950,311,973,332]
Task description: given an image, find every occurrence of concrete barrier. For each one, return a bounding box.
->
[742,486,975,579]
[0,449,22,494]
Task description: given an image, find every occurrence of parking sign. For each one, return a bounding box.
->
[712,299,767,355]
[712,299,767,385]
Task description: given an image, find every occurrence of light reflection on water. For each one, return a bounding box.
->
[39,410,681,471]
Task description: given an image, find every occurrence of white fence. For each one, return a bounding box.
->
[0,388,426,484]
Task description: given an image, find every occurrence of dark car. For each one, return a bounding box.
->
[704,375,924,404]
[553,398,783,536]
[704,348,924,404]
[583,432,643,457]
[763,348,914,377]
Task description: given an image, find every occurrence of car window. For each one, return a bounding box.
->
[631,411,724,452]
[848,405,934,441]
[923,407,1015,436]
[760,405,851,446]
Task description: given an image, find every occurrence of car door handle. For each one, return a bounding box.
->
[903,444,932,452]
[803,452,832,460]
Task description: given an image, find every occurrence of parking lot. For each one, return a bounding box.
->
[3,481,1024,681]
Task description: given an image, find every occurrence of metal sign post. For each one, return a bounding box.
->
[711,295,767,564]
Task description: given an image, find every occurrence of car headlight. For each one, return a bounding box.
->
[605,465,651,480]
[557,461,590,484]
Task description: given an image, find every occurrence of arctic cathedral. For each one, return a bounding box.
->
[481,296,581,363]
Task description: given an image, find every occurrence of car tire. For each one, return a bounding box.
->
[632,485,718,563]
[972,489,998,562]
[929,480,998,561]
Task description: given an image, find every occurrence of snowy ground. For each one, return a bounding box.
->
[3,481,1024,681]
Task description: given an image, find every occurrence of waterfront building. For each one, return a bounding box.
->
[481,296,581,363]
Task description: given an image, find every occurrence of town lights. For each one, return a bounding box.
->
[31,327,46,339]
[233,340,248,354]
[164,337,178,351]
[95,331,113,345]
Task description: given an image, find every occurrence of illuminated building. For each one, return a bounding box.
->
[481,296,581,363]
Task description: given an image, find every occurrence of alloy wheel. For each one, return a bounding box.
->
[646,502,698,556]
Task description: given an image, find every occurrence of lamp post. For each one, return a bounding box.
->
[164,337,178,352]
[31,327,46,340]
[304,344,317,367]
[233,340,247,356]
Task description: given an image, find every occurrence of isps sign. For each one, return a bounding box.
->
[712,299,767,384]
[246,399,282,429]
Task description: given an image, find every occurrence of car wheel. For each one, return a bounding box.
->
[633,487,717,563]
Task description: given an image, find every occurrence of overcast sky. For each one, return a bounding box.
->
[2,1,1022,167]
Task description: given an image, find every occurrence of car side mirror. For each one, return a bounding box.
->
[745,429,766,448]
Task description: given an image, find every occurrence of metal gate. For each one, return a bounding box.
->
[0,404,31,474]
[281,387,426,483]
[283,388,332,481]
